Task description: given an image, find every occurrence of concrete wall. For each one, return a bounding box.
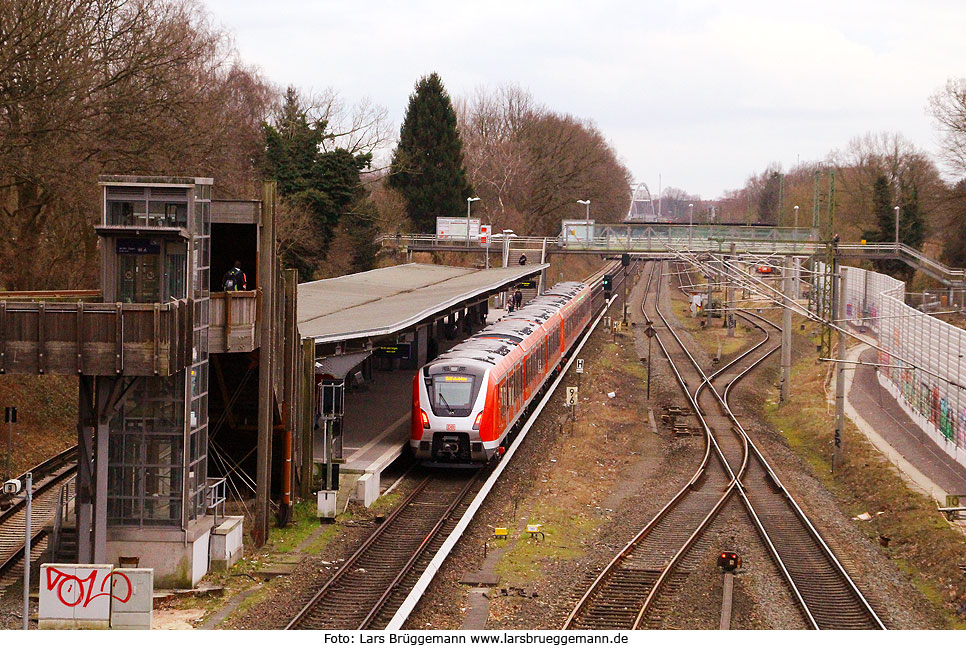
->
[107,531,210,588]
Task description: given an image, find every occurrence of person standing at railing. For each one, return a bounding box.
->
[222,260,247,291]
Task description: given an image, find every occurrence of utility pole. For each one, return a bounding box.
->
[780,255,793,403]
[255,180,276,546]
[833,262,846,473]
[727,244,736,336]
[23,471,31,630]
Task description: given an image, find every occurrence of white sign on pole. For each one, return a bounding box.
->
[436,217,481,241]
[576,359,584,374]
[479,224,491,245]
[566,386,578,405]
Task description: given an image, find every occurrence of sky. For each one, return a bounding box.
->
[201,0,966,200]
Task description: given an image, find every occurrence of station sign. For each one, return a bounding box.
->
[576,359,584,374]
[479,224,491,245]
[516,281,535,288]
[116,238,161,255]
[374,343,411,359]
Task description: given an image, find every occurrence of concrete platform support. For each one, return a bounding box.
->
[416,324,429,367]
[209,516,244,572]
[107,522,211,588]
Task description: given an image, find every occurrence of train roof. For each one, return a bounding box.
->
[430,281,588,367]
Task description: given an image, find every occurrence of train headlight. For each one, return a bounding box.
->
[473,412,483,430]
[420,410,430,429]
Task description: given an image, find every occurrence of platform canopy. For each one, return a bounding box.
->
[297,263,548,344]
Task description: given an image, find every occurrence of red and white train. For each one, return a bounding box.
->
[411,281,594,465]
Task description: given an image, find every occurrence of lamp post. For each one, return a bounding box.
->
[466,197,480,248]
[894,205,900,249]
[688,203,694,250]
[577,199,591,245]
[794,205,799,230]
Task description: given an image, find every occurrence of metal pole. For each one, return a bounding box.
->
[646,335,652,400]
[23,471,31,630]
[5,416,10,481]
[728,243,736,336]
[466,198,471,249]
[689,203,694,250]
[833,262,846,473]
[894,205,900,250]
[780,255,793,403]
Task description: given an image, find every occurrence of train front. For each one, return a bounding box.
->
[411,360,494,466]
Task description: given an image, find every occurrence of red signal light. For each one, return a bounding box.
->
[420,410,430,429]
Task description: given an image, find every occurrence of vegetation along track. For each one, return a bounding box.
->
[566,261,884,629]
[287,470,482,630]
[0,446,77,591]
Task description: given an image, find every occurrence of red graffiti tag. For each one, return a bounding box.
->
[45,566,132,608]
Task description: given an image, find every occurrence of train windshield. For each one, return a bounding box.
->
[432,374,477,415]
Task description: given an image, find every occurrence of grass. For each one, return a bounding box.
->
[268,500,323,553]
[491,322,649,587]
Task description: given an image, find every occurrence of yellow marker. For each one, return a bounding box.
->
[526,524,541,534]
[494,527,508,539]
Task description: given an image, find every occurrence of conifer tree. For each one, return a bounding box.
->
[389,73,474,232]
[263,87,371,279]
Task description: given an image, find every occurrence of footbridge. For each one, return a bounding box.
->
[381,224,965,286]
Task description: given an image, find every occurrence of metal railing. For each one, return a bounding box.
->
[206,477,226,525]
[49,477,76,562]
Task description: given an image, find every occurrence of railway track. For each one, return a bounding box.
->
[674,258,885,628]
[0,446,77,592]
[565,260,762,629]
[287,470,481,629]
[566,260,884,629]
[289,259,634,630]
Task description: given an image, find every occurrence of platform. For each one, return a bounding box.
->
[313,307,512,489]
[297,262,547,344]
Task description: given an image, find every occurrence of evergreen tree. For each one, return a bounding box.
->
[389,73,474,232]
[263,87,371,279]
[862,174,894,243]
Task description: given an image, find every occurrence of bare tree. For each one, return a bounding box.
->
[457,84,631,236]
[929,78,966,178]
[0,0,273,289]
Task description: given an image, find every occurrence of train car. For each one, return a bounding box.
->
[411,281,593,465]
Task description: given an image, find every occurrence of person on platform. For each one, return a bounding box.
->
[514,288,523,309]
[222,260,247,291]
